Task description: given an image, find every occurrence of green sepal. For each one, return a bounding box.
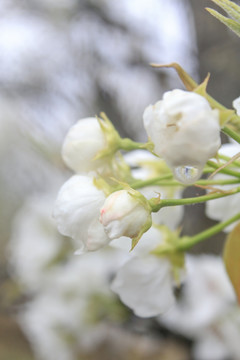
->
[93,112,121,160]
[193,73,210,97]
[194,74,235,126]
[150,224,182,255]
[148,193,162,213]
[128,190,152,250]
[151,62,236,127]
[151,62,197,91]
[93,176,115,196]
[131,216,152,251]
[150,225,185,285]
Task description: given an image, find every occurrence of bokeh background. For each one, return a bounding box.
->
[0,0,240,359]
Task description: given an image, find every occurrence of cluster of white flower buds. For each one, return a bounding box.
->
[53,112,153,254]
[53,87,226,317]
[54,89,221,252]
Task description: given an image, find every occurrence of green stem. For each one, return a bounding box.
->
[178,212,240,251]
[130,174,173,189]
[131,177,240,189]
[222,126,240,144]
[149,186,240,212]
[207,160,240,178]
[218,154,240,168]
[203,167,217,173]
[119,138,153,152]
[152,178,240,187]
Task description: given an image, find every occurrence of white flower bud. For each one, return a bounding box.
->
[143,89,221,182]
[100,190,151,240]
[53,175,110,253]
[62,117,106,173]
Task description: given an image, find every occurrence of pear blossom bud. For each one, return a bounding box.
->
[100,190,152,240]
[53,175,110,253]
[143,89,221,182]
[62,117,106,173]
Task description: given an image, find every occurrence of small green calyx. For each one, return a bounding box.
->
[151,225,185,284]
[129,189,152,250]
[131,217,152,251]
[128,188,152,211]
[151,225,182,256]
[148,194,162,213]
[194,73,210,97]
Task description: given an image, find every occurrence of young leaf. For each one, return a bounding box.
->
[207,8,240,37]
[223,221,240,303]
[211,0,240,22]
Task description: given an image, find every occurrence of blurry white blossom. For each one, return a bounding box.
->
[18,250,128,360]
[206,143,240,232]
[159,255,235,337]
[194,310,240,360]
[112,255,174,317]
[158,255,240,358]
[8,193,129,360]
[8,195,66,291]
[233,96,240,116]
[111,226,178,317]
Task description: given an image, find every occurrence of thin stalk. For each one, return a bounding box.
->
[222,126,240,144]
[149,186,240,212]
[130,174,173,189]
[152,178,240,187]
[119,138,153,152]
[178,212,240,251]
[207,160,240,178]
[218,154,240,168]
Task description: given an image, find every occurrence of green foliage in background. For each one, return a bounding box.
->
[207,0,240,37]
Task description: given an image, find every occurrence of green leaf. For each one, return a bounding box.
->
[206,7,240,38]
[223,221,240,303]
[210,0,240,22]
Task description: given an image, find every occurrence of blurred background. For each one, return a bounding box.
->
[1,0,240,359]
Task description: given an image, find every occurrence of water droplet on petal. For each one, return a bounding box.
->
[173,166,202,184]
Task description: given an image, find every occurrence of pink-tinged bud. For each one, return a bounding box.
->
[100,190,152,241]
